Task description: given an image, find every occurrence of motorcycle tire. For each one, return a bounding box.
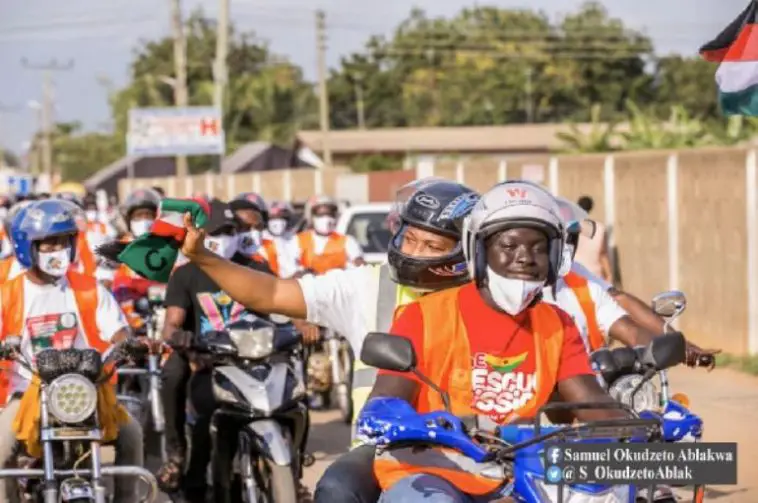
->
[248,462,297,503]
[337,343,354,424]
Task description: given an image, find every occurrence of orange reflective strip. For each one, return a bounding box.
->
[563,272,605,351]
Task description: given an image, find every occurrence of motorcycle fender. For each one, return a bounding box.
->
[246,419,292,466]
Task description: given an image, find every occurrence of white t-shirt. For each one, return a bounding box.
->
[1,276,129,392]
[542,263,627,353]
[294,232,364,271]
[574,221,607,279]
[297,265,380,356]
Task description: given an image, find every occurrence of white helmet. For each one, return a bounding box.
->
[555,196,596,240]
[305,195,338,220]
[462,180,567,286]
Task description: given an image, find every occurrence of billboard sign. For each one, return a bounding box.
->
[126,107,225,157]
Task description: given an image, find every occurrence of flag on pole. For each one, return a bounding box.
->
[700,1,758,115]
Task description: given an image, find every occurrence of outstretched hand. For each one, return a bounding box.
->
[181,212,207,260]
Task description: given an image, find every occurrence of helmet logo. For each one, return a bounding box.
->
[438,193,479,221]
[430,262,467,277]
[414,194,440,209]
[506,188,528,199]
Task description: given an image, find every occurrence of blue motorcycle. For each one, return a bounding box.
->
[357,331,696,503]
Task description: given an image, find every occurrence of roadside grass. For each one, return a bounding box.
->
[717,353,758,375]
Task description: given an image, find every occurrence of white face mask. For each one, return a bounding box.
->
[130,219,154,237]
[268,218,288,237]
[312,215,336,235]
[486,267,544,315]
[38,248,72,278]
[205,235,238,259]
[237,230,261,254]
[85,210,98,222]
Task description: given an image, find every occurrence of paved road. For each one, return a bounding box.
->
[117,366,758,501]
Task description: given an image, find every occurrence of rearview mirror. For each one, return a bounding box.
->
[651,291,686,318]
[641,332,686,370]
[360,332,416,372]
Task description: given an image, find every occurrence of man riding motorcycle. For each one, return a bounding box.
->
[359,181,638,501]
[294,195,365,274]
[175,178,480,503]
[158,199,275,501]
[262,201,299,278]
[0,198,143,503]
[229,192,269,258]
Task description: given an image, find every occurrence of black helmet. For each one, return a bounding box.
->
[387,180,480,290]
[229,192,268,223]
[121,188,161,221]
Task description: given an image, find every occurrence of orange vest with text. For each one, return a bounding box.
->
[562,271,605,351]
[374,286,566,495]
[296,231,348,275]
[0,271,107,405]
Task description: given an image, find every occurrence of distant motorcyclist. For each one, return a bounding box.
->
[0,198,143,503]
[262,201,299,278]
[294,195,365,274]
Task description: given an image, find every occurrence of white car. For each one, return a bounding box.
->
[336,203,392,265]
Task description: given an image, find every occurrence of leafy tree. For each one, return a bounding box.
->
[556,104,619,152]
[51,122,122,182]
[621,100,708,149]
[652,56,719,120]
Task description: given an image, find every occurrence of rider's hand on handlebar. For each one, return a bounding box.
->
[293,319,321,345]
[181,212,208,260]
[167,330,194,350]
[685,341,720,371]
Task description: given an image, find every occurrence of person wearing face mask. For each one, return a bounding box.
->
[51,192,101,278]
[82,193,111,246]
[172,179,479,503]
[229,191,268,257]
[258,201,299,278]
[157,198,275,500]
[294,195,365,274]
[359,181,642,502]
[0,198,144,503]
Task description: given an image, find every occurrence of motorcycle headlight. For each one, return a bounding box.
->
[47,373,98,424]
[608,374,658,413]
[229,327,274,359]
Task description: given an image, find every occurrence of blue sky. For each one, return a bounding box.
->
[0,0,744,155]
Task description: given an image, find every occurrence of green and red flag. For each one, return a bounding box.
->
[700,1,758,115]
[97,198,210,283]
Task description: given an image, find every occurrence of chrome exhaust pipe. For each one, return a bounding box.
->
[0,466,159,502]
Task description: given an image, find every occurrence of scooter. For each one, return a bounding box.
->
[357,331,699,503]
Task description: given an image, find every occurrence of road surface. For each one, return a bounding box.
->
[119,366,758,501]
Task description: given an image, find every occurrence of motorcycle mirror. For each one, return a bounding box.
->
[651,291,687,319]
[641,333,687,370]
[361,332,416,372]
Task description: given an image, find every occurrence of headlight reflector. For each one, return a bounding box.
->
[47,373,97,424]
[608,374,658,413]
[229,327,274,359]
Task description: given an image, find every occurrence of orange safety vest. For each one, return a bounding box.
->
[562,271,605,351]
[76,232,97,277]
[374,286,566,495]
[254,239,279,276]
[296,231,348,275]
[0,271,109,405]
[86,221,107,235]
[0,256,14,284]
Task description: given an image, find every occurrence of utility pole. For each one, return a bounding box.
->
[353,73,366,129]
[170,0,189,177]
[213,0,230,113]
[21,58,74,183]
[315,10,332,167]
[524,66,534,123]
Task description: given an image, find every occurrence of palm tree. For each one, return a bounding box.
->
[555,103,618,153]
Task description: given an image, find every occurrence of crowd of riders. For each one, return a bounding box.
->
[0,180,719,503]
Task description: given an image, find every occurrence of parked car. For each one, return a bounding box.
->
[336,203,392,264]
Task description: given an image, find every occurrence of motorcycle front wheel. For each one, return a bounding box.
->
[242,460,297,503]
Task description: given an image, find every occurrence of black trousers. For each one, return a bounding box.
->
[161,352,217,501]
[314,445,381,503]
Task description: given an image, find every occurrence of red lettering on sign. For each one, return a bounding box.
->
[506,188,527,199]
[200,118,219,136]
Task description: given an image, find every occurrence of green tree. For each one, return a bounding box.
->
[51,122,123,182]
[652,56,719,119]
[621,100,708,150]
[556,104,619,152]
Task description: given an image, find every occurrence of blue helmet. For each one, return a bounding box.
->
[11,199,80,269]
